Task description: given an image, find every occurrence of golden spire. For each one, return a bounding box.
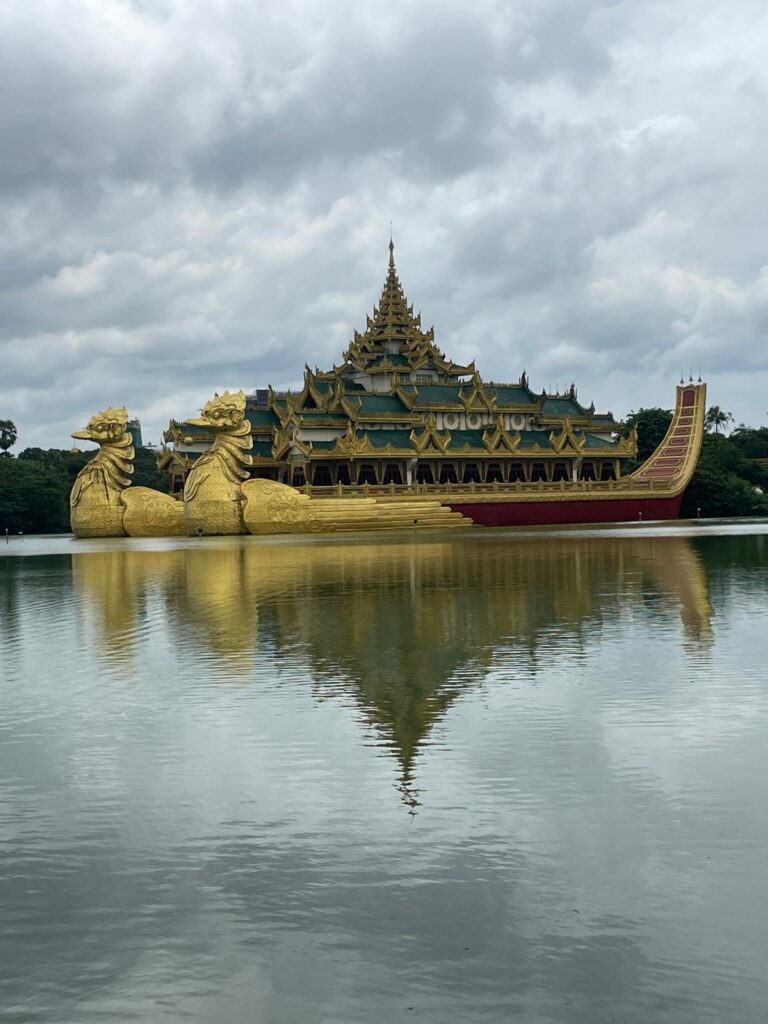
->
[369,237,421,336]
[341,240,470,376]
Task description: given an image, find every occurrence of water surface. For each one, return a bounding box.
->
[1,524,767,1023]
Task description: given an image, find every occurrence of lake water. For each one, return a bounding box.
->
[1,523,767,1023]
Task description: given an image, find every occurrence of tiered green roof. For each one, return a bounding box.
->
[164,241,634,473]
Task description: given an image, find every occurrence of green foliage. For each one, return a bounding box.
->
[0,419,18,456]
[624,407,768,519]
[0,457,71,534]
[623,407,673,462]
[1,445,168,534]
[729,426,768,459]
[704,405,733,434]
[681,434,768,518]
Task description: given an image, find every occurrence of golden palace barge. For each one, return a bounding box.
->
[69,244,705,537]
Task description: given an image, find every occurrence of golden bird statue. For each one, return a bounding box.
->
[70,407,185,538]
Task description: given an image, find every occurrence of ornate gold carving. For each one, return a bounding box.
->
[410,414,451,454]
[242,479,471,536]
[548,419,586,454]
[70,406,185,538]
[341,242,471,377]
[183,390,253,535]
[332,422,373,456]
[71,385,706,537]
[482,418,521,453]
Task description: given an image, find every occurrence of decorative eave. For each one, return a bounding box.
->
[548,419,586,454]
[275,405,303,430]
[482,418,521,453]
[459,377,496,412]
[410,414,451,454]
[156,446,197,471]
[394,384,417,410]
[331,423,378,457]
[340,396,363,420]
[163,419,213,445]
[272,424,311,460]
[615,431,638,458]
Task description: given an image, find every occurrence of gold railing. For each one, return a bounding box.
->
[299,477,670,501]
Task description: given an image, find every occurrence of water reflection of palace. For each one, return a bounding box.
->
[72,535,713,798]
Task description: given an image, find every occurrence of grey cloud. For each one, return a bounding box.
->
[1,0,767,448]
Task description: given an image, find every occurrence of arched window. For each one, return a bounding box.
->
[293,466,306,487]
[357,464,378,485]
[600,462,616,481]
[580,462,596,481]
[463,464,480,483]
[509,463,525,482]
[383,464,402,485]
[553,462,569,482]
[531,462,547,482]
[313,465,332,486]
[486,463,503,483]
[336,465,351,485]
[439,464,458,484]
[415,463,434,484]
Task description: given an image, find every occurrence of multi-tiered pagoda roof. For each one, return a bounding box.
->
[160,243,635,491]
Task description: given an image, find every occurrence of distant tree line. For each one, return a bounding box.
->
[0,425,168,534]
[1,408,767,533]
[623,406,768,517]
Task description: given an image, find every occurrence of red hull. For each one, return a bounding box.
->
[447,494,684,527]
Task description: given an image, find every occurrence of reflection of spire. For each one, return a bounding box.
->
[396,766,421,816]
[69,533,716,809]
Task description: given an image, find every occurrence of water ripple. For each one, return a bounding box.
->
[1,529,768,1022]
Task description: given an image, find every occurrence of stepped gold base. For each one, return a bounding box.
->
[242,480,471,535]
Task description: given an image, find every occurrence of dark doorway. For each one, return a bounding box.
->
[439,464,458,484]
[313,465,332,486]
[383,464,402,485]
[531,463,547,482]
[486,463,503,483]
[337,465,351,486]
[357,464,378,485]
[600,462,616,481]
[580,462,596,481]
[415,464,434,484]
[553,462,569,482]
[463,464,480,483]
[509,463,525,482]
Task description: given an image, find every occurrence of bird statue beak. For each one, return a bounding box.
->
[71,430,93,440]
[184,417,211,427]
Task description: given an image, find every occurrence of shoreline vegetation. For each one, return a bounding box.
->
[1,409,767,535]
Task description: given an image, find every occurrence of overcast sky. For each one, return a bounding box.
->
[2,0,767,449]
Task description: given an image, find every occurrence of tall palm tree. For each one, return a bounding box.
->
[0,419,17,457]
[705,406,733,435]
